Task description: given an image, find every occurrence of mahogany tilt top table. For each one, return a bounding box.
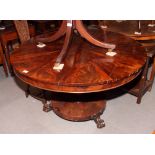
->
[101,20,155,41]
[11,22,146,128]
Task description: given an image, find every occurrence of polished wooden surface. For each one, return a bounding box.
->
[100,20,155,104]
[11,28,146,93]
[101,20,155,40]
[52,100,106,120]
[10,26,147,128]
[0,23,35,75]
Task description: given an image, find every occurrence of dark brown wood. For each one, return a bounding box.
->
[100,20,155,104]
[0,42,8,76]
[11,29,146,93]
[54,20,73,65]
[100,20,155,40]
[43,100,52,112]
[35,20,67,43]
[14,20,30,44]
[36,20,116,50]
[52,100,106,128]
[127,56,150,104]
[94,115,105,128]
[13,20,36,102]
[75,20,116,49]
[32,20,61,34]
[0,22,35,75]
[149,56,155,91]
[0,46,2,64]
[13,20,50,107]
[10,24,146,127]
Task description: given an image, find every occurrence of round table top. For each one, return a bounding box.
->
[103,20,155,40]
[11,28,146,93]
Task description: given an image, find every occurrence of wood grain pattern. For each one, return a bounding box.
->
[100,20,155,40]
[14,20,30,43]
[35,20,67,43]
[0,22,35,75]
[11,28,146,93]
[101,20,155,103]
[52,100,106,121]
[75,20,116,49]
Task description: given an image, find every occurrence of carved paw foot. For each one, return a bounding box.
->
[94,116,105,128]
[43,102,52,112]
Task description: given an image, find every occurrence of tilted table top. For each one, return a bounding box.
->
[102,20,155,40]
[11,28,147,93]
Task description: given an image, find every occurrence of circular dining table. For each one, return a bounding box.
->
[99,20,155,103]
[10,27,146,128]
[101,20,155,41]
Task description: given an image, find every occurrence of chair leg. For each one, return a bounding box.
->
[42,90,47,104]
[0,43,8,77]
[3,45,14,76]
[136,56,150,104]
[25,84,30,98]
[148,56,155,91]
[2,53,8,77]
[137,93,143,104]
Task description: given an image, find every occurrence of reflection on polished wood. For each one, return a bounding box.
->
[100,20,155,104]
[100,20,155,40]
[11,26,146,128]
[0,22,35,75]
[11,29,146,93]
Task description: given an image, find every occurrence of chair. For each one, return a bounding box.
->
[99,20,155,104]
[0,21,35,76]
[122,43,155,104]
[31,20,61,34]
[0,42,8,77]
[13,20,51,112]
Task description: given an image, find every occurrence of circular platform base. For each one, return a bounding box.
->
[51,100,106,122]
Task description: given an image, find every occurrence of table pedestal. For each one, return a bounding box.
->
[51,100,106,128]
[11,28,146,128]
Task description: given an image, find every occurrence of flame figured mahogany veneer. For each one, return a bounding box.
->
[0,22,35,76]
[11,26,146,128]
[100,20,155,103]
[100,20,155,40]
